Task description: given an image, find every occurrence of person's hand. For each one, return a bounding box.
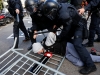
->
[53,25,57,29]
[15,9,20,14]
[78,8,85,15]
[33,30,37,39]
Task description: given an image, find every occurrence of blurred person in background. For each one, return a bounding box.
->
[7,0,30,48]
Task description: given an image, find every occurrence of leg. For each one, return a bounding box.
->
[13,20,19,48]
[66,42,84,67]
[19,16,29,39]
[73,27,96,74]
[27,27,36,50]
[90,54,100,62]
[84,13,98,47]
[94,14,100,42]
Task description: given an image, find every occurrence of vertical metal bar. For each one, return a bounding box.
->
[0,54,19,71]
[44,69,49,75]
[10,50,66,75]
[0,52,14,64]
[0,51,31,75]
[13,60,28,75]
[22,63,35,75]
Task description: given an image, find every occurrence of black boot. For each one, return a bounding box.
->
[94,38,100,42]
[79,65,97,74]
[83,42,94,47]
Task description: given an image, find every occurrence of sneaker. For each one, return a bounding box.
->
[79,65,97,74]
[83,42,94,47]
[23,37,30,42]
[94,38,100,42]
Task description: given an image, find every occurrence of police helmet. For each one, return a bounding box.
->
[42,0,59,20]
[38,0,45,4]
[25,0,38,14]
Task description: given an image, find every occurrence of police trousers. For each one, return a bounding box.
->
[13,15,29,47]
[88,12,100,43]
[68,25,95,67]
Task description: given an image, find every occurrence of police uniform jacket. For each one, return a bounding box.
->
[30,10,56,31]
[8,0,23,16]
[56,3,83,40]
[85,0,100,11]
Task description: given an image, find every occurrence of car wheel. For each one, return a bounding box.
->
[6,18,11,24]
[2,22,6,26]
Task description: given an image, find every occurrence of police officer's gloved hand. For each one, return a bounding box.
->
[56,36,61,42]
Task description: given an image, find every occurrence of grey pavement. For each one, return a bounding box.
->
[0,16,100,75]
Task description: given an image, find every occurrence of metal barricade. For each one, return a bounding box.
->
[0,37,66,75]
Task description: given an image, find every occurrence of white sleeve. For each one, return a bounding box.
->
[45,32,56,46]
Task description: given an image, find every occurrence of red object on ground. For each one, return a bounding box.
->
[91,48,97,52]
[44,52,53,58]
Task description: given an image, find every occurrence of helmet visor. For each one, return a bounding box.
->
[26,5,35,14]
[45,8,57,20]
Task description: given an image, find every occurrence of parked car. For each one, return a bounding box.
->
[0,14,6,26]
[1,8,14,24]
[3,13,14,24]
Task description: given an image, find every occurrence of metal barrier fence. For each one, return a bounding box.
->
[0,37,66,75]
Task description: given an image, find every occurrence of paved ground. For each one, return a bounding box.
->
[0,16,100,75]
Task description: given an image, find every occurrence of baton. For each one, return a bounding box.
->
[33,29,61,35]
[16,14,20,23]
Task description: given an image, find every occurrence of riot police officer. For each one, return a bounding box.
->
[25,0,58,50]
[58,0,83,9]
[70,0,83,9]
[78,0,100,47]
[7,0,29,48]
[41,0,97,74]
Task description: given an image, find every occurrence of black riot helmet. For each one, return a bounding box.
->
[25,0,38,14]
[42,0,59,20]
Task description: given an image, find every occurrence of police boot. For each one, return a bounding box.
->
[79,65,97,74]
[94,34,100,42]
[94,38,100,42]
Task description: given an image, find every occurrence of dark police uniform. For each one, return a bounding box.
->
[84,0,100,47]
[70,0,83,9]
[58,0,83,9]
[8,0,29,48]
[28,7,57,48]
[54,3,95,70]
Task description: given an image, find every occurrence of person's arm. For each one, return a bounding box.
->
[45,32,56,46]
[57,12,72,40]
[85,0,100,11]
[15,0,22,14]
[78,0,100,14]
